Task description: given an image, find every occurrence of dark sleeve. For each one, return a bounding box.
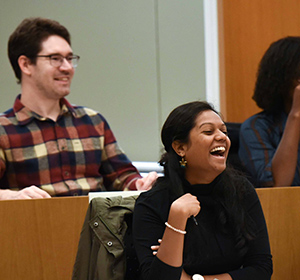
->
[228,182,273,280]
[132,189,183,280]
[238,116,275,187]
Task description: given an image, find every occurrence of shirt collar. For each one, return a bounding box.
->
[13,94,78,125]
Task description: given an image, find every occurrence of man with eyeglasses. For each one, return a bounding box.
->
[0,17,157,200]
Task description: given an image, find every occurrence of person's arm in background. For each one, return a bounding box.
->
[0,150,51,200]
[271,85,300,186]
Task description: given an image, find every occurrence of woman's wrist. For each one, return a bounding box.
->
[170,202,191,221]
[165,222,187,234]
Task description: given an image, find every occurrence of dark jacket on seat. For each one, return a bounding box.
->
[72,195,138,280]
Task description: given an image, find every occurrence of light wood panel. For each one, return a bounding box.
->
[219,0,300,122]
[0,196,89,280]
[256,187,300,280]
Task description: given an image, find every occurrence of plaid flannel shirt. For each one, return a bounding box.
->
[0,95,141,196]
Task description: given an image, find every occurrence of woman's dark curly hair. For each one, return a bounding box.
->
[159,101,256,259]
[253,36,300,114]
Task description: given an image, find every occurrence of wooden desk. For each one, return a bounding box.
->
[0,187,299,280]
[0,196,89,280]
[256,187,300,280]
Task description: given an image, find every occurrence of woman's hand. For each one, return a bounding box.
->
[0,186,51,200]
[151,239,162,255]
[136,171,158,190]
[170,193,201,221]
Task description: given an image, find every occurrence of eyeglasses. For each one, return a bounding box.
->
[35,54,80,68]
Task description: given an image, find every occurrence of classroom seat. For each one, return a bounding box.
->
[226,122,254,184]
[226,122,243,171]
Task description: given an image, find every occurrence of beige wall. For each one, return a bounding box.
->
[0,0,206,162]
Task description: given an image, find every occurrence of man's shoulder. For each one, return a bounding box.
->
[72,105,100,116]
[71,105,107,121]
[62,98,109,124]
[0,108,15,125]
[0,107,14,117]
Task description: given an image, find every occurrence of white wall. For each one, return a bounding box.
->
[0,0,206,162]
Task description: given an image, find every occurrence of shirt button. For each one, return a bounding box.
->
[107,241,113,247]
[93,222,99,227]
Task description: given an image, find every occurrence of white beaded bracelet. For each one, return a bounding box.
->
[165,222,187,235]
[192,274,204,280]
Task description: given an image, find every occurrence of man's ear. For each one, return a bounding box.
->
[18,55,33,77]
[171,140,186,157]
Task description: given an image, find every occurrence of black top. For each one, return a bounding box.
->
[133,173,272,280]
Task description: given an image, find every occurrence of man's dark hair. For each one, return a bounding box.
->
[8,17,71,83]
[253,36,300,114]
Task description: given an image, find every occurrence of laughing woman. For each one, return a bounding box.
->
[133,101,272,280]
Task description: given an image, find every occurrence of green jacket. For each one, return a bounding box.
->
[72,195,138,280]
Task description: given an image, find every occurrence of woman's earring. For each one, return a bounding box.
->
[179,157,187,168]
